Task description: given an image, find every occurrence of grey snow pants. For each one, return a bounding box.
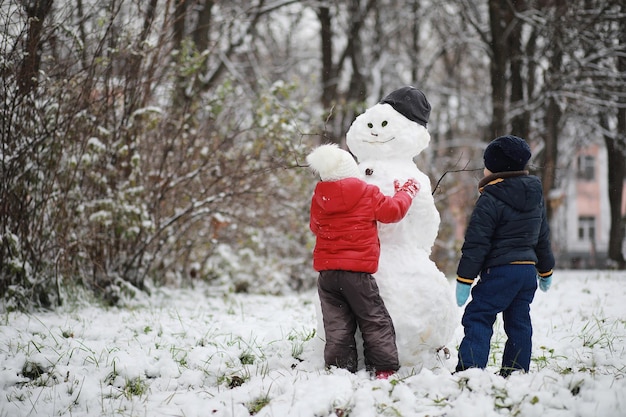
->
[317,270,399,373]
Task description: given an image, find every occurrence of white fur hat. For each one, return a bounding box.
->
[306,143,361,181]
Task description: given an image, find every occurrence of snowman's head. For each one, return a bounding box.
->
[346,86,431,161]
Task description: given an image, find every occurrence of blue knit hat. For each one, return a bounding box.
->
[484,135,531,172]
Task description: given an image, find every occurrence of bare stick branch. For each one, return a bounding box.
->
[432,155,482,196]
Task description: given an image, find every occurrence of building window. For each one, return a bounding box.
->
[577,155,595,181]
[578,216,595,241]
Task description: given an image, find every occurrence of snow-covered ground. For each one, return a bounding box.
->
[1,270,624,417]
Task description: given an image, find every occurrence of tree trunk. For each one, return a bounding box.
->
[346,0,366,104]
[523,28,538,142]
[317,6,336,120]
[540,0,566,221]
[17,0,54,96]
[508,2,527,139]
[602,118,626,269]
[487,0,509,138]
[603,7,626,269]
[173,0,188,49]
[542,95,560,221]
[193,0,213,53]
[317,1,374,144]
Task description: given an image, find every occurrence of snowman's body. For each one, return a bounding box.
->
[359,159,439,253]
[345,98,457,370]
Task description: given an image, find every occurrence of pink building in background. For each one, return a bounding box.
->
[553,143,626,268]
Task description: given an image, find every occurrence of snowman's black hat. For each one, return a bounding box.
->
[379,86,431,128]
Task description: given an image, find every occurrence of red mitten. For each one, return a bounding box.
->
[393,179,401,193]
[397,178,420,198]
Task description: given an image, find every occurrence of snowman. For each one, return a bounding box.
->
[345,86,457,370]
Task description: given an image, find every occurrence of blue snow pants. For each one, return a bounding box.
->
[456,264,537,376]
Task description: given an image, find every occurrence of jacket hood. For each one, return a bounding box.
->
[480,172,543,212]
[313,178,367,214]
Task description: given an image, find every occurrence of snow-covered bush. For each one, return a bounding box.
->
[0,2,317,310]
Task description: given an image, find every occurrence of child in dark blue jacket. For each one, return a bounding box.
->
[455,135,555,377]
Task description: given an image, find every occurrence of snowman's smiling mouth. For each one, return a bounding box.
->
[364,137,395,144]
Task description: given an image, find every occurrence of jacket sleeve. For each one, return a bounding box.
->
[535,203,555,276]
[309,197,320,235]
[372,188,412,224]
[456,194,498,284]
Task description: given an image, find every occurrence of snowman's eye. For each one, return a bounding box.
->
[381,120,388,127]
[367,122,373,128]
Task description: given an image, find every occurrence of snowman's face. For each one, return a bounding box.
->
[346,103,430,161]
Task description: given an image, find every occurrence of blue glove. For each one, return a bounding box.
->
[456,282,471,306]
[538,274,552,292]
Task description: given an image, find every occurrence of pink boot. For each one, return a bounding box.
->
[375,370,395,380]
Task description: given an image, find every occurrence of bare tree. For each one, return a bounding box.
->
[315,0,376,144]
[597,1,626,268]
[16,0,54,95]
[487,0,516,138]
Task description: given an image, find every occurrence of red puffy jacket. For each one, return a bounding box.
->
[310,177,412,273]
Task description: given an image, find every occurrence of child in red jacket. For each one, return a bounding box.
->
[307,143,419,379]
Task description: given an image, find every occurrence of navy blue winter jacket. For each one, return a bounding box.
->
[456,171,555,284]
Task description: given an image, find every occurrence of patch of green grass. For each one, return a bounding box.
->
[488,318,506,367]
[19,360,58,388]
[247,394,270,414]
[104,360,119,387]
[287,328,316,360]
[431,395,449,407]
[493,386,513,410]
[577,316,619,352]
[375,401,402,416]
[457,376,470,391]
[170,345,188,368]
[239,351,256,365]
[21,361,46,380]
[223,374,246,388]
[532,345,568,372]
[123,377,148,398]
